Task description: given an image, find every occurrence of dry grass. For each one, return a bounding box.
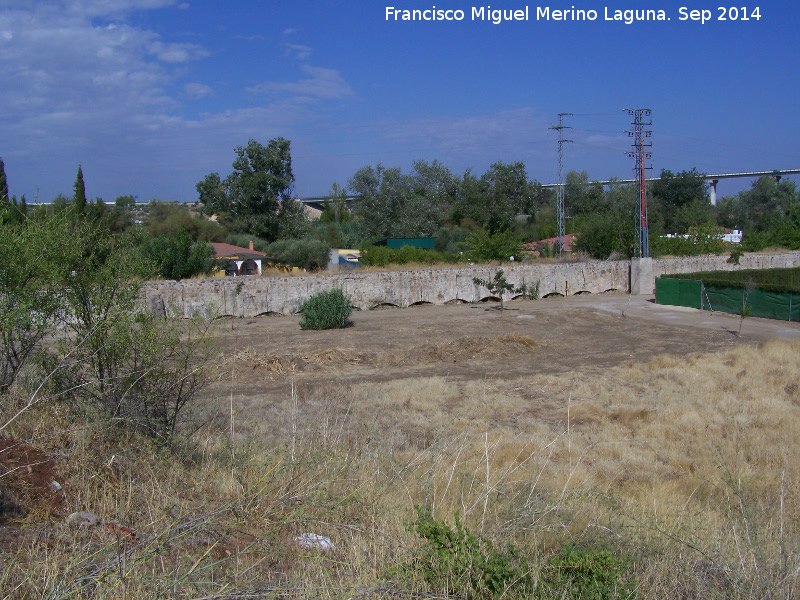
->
[2,340,800,598]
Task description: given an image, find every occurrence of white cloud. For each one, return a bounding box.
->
[284,43,312,60]
[247,65,353,100]
[184,82,212,99]
[148,40,208,63]
[0,2,359,201]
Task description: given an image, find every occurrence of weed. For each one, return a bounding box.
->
[402,507,536,598]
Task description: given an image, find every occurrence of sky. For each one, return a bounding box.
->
[1,0,799,204]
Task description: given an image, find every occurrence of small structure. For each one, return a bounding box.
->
[327,249,361,270]
[210,241,267,276]
[374,238,436,249]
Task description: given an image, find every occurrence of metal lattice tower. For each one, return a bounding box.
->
[626,109,653,258]
[550,113,573,256]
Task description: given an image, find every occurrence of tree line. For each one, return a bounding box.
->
[4,140,800,278]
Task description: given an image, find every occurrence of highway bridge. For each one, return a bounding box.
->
[299,169,800,209]
[538,169,800,205]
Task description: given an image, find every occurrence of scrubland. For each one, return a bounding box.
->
[2,319,799,598]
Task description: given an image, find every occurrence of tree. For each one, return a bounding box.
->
[473,269,533,310]
[650,168,711,234]
[73,165,87,214]
[115,195,136,211]
[320,183,350,224]
[0,157,8,206]
[43,222,215,439]
[0,213,77,391]
[350,164,405,240]
[452,162,534,234]
[572,210,636,259]
[565,170,605,217]
[197,138,304,241]
[139,230,214,280]
[146,200,226,242]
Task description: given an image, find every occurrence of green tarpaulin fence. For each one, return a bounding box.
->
[655,278,703,309]
[656,278,799,321]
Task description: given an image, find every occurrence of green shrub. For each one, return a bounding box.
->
[359,243,452,267]
[298,288,354,330]
[741,226,800,251]
[359,243,390,266]
[404,509,535,598]
[465,229,521,262]
[572,212,636,260]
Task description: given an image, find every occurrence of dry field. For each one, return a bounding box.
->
[2,293,800,598]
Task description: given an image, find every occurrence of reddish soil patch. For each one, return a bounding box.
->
[0,437,67,519]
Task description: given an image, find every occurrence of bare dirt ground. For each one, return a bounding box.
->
[208,292,800,404]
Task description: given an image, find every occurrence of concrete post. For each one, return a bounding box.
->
[631,257,654,295]
[708,179,719,206]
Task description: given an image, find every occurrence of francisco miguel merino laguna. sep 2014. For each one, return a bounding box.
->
[385,6,762,25]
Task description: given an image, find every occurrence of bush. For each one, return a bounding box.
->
[465,229,521,262]
[649,224,730,257]
[298,288,354,330]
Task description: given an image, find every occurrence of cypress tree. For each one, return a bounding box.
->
[73,165,86,213]
[0,157,9,207]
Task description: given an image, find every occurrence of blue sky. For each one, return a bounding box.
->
[1,0,798,204]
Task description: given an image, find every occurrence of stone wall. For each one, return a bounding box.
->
[143,252,800,318]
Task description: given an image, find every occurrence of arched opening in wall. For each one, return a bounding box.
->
[510,294,534,301]
[371,302,400,310]
[573,290,592,295]
[255,311,283,317]
[542,292,565,299]
[478,296,501,304]
[410,301,434,307]
[214,314,236,320]
[601,288,619,293]
[445,298,468,304]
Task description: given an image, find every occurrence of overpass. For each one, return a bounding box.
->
[298,169,800,209]
[540,169,800,205]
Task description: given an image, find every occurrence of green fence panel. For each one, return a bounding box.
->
[704,285,798,321]
[655,277,703,309]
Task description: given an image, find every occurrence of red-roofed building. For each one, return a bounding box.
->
[521,234,577,254]
[210,241,267,276]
